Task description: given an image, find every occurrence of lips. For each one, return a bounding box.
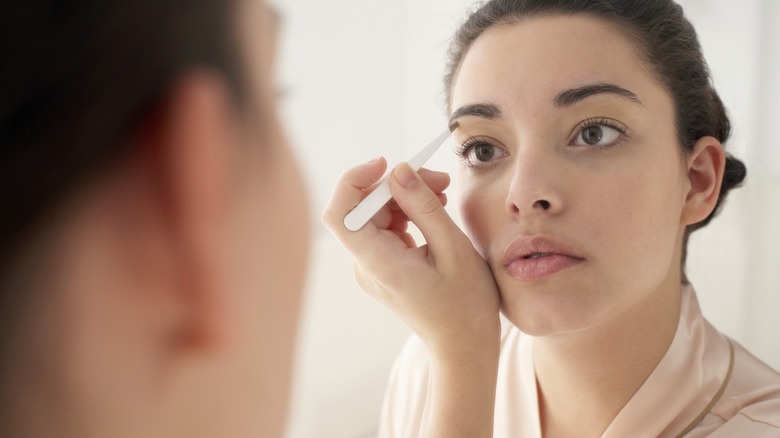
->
[502,235,585,281]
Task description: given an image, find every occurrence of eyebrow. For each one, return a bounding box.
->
[554,83,642,107]
[448,103,502,130]
[448,83,641,129]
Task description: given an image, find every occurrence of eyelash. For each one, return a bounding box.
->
[455,136,488,160]
[454,136,506,169]
[571,117,629,148]
[454,117,629,167]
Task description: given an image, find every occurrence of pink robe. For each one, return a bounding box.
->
[380,285,780,437]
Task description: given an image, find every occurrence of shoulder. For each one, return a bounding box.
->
[705,339,780,436]
[704,400,780,436]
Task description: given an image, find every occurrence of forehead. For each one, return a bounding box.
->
[451,14,663,113]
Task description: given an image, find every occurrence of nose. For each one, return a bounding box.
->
[504,149,564,218]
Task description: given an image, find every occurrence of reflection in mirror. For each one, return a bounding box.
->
[284,0,780,437]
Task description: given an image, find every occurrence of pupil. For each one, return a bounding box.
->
[583,126,603,145]
[475,145,494,162]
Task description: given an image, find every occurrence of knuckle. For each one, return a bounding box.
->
[320,205,339,230]
[414,192,442,217]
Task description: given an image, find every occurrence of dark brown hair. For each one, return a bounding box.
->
[0,0,245,422]
[444,0,747,282]
[0,0,245,270]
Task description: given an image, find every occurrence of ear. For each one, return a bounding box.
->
[680,136,726,226]
[135,71,237,351]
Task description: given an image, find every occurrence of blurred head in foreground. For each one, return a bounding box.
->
[0,1,309,437]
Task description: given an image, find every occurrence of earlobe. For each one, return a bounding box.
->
[137,71,238,352]
[680,136,726,226]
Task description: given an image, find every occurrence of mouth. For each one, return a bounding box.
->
[525,252,553,259]
[503,236,584,281]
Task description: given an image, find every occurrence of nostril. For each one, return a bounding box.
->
[535,199,551,210]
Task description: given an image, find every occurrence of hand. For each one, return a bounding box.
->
[321,157,500,358]
[323,157,502,437]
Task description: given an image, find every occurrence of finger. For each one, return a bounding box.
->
[387,197,447,234]
[388,199,450,233]
[370,205,394,230]
[389,192,447,211]
[386,169,447,211]
[323,158,415,265]
[418,168,451,195]
[389,209,409,233]
[389,163,461,252]
[322,157,387,231]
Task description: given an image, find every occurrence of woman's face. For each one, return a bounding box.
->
[450,15,689,336]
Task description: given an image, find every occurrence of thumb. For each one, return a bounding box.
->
[390,162,459,250]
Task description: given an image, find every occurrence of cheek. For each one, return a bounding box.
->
[226,128,310,337]
[244,149,309,304]
[225,133,310,403]
[584,155,686,277]
[455,175,504,259]
[265,152,310,291]
[627,155,686,233]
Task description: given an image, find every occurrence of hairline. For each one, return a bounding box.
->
[446,11,666,113]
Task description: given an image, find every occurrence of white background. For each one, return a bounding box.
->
[273,1,780,437]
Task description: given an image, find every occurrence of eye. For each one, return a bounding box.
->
[457,137,507,168]
[571,119,627,148]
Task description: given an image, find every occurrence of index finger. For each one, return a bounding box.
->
[321,157,387,233]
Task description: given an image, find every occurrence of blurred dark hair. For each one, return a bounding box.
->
[1,0,245,271]
[444,0,747,282]
[0,0,244,419]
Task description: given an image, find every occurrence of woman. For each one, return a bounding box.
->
[323,0,780,436]
[1,0,308,437]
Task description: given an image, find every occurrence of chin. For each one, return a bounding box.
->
[497,281,604,337]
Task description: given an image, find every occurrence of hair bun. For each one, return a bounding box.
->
[722,153,747,194]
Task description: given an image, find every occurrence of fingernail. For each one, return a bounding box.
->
[394,163,418,188]
[366,156,382,165]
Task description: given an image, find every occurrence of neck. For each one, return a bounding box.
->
[534,277,682,437]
